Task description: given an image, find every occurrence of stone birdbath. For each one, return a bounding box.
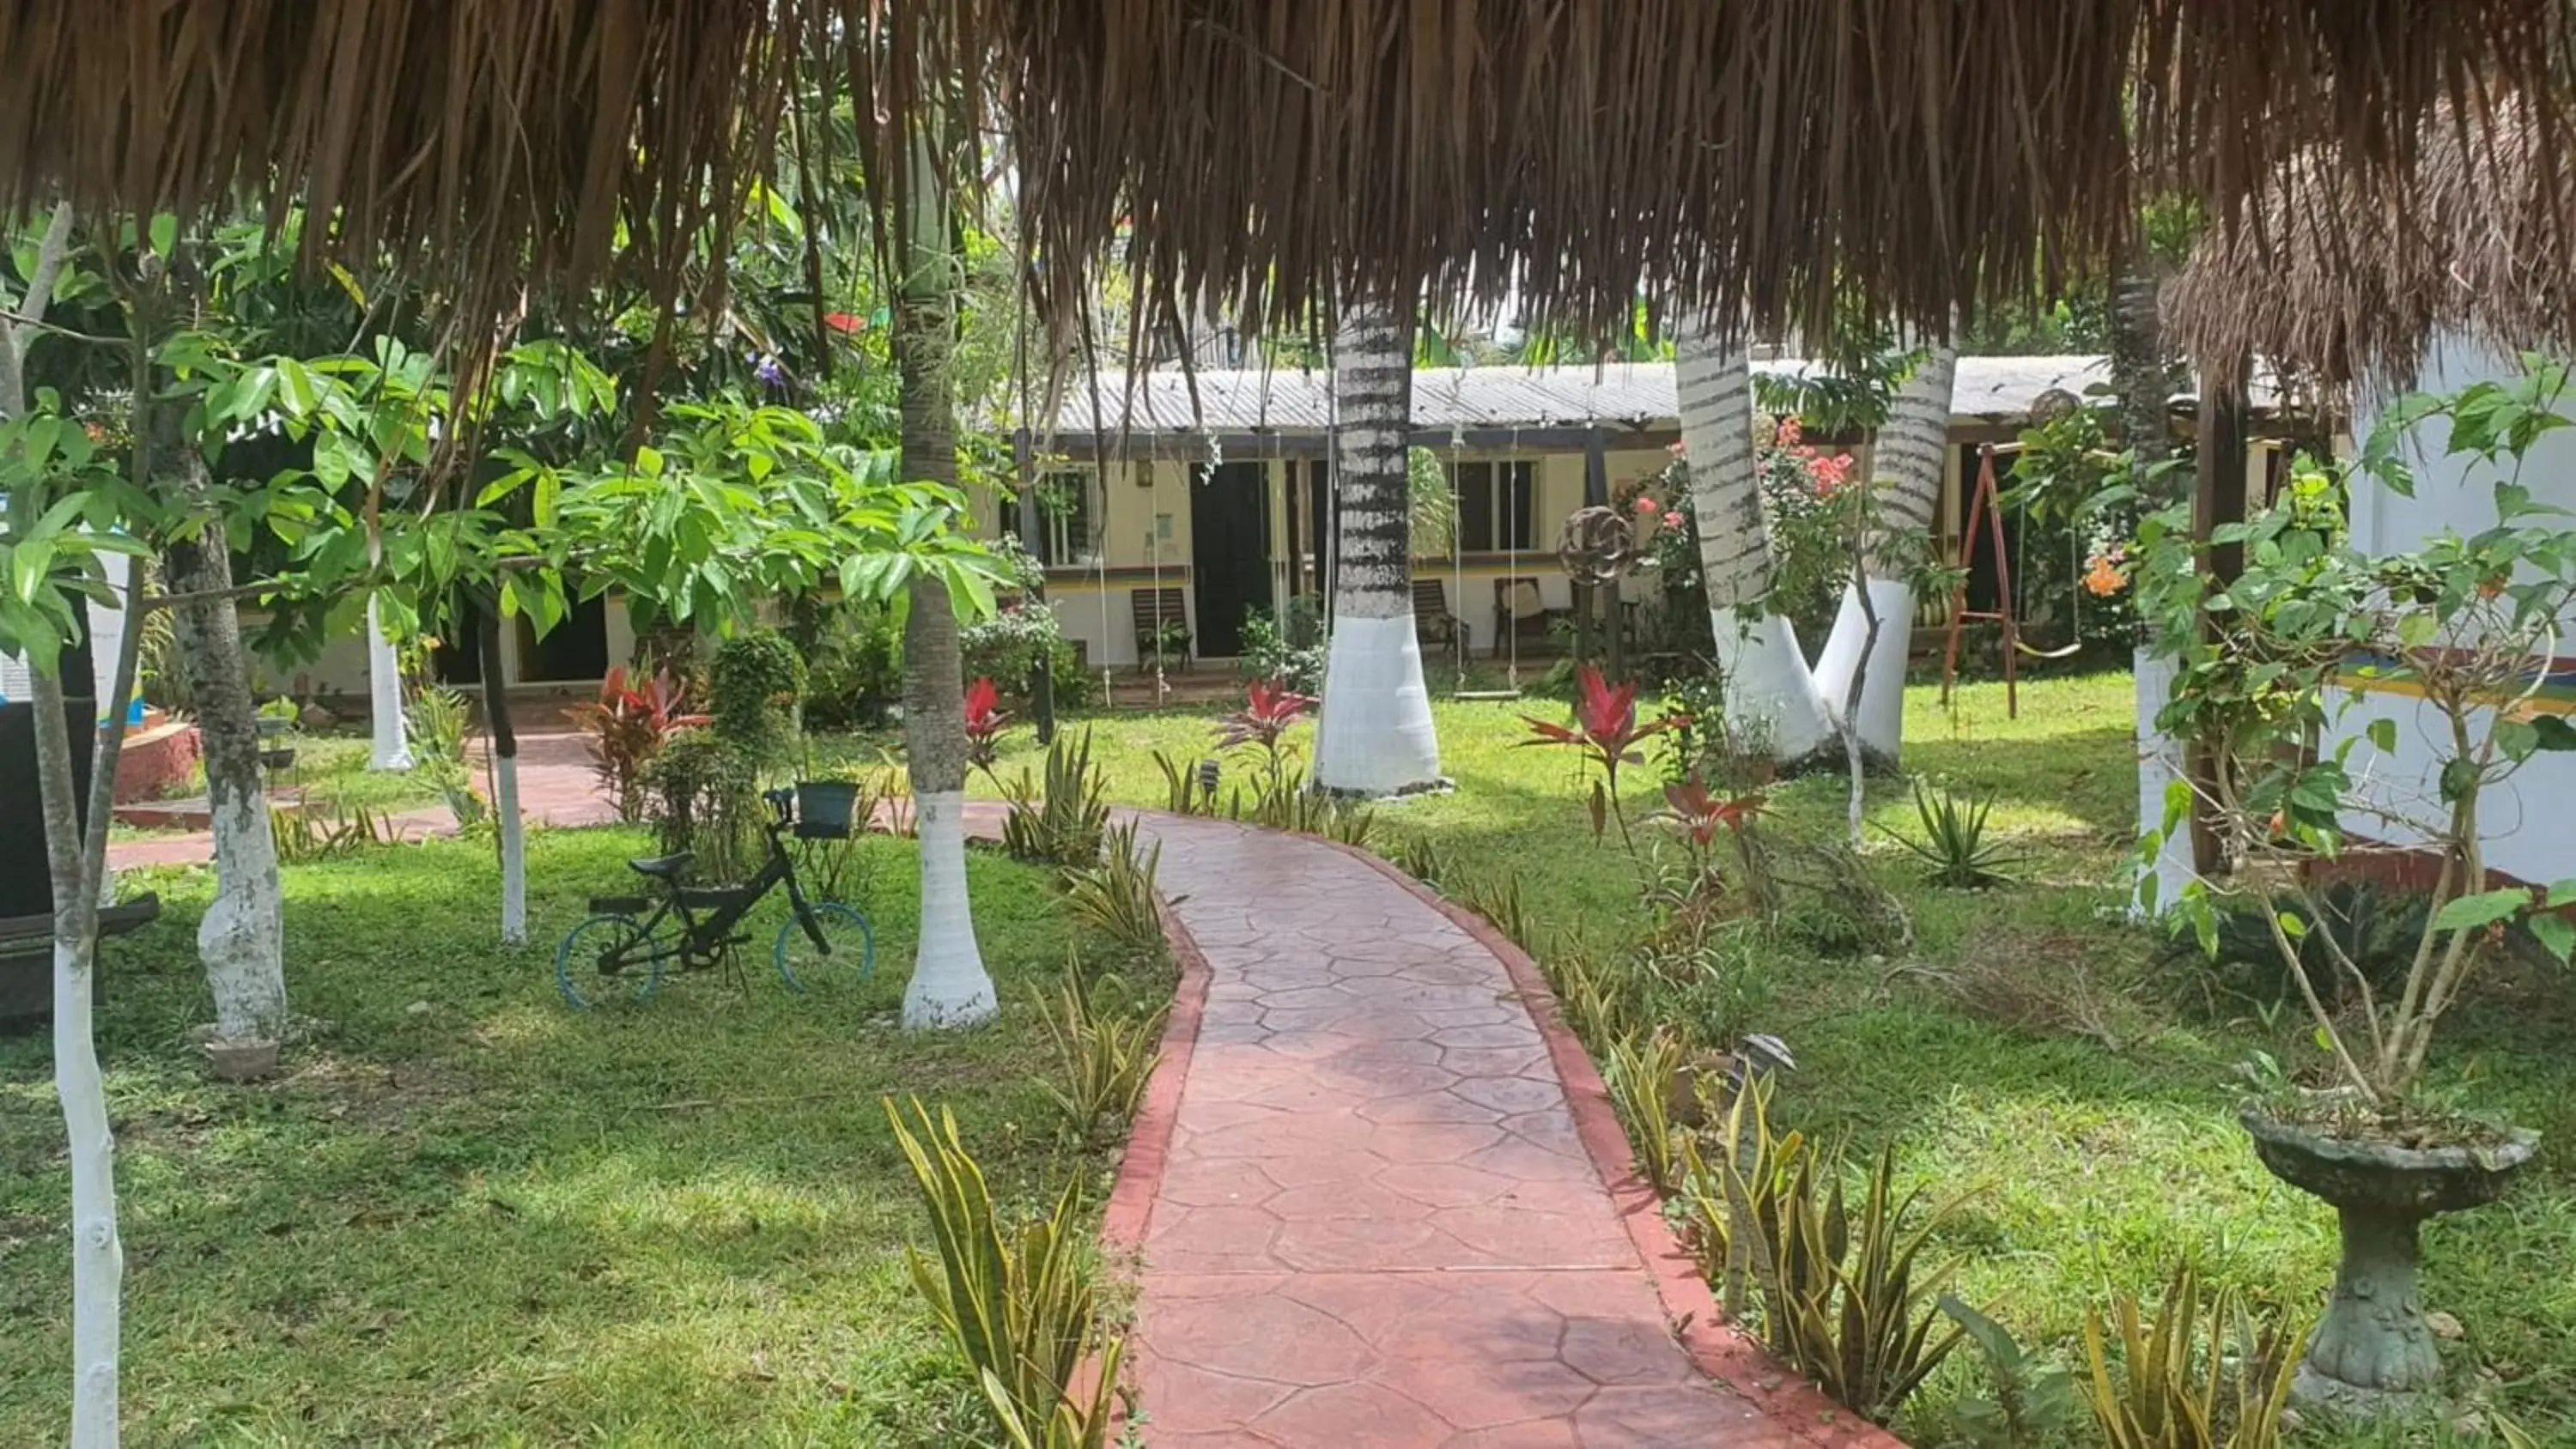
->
[2241,1107,2539,1409]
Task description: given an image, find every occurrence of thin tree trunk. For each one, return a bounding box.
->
[475,603,526,944]
[1815,343,1955,763]
[2114,252,2193,916]
[366,534,412,770]
[164,459,288,1061]
[1314,304,1443,796]
[1673,313,1836,763]
[9,200,124,1449]
[895,127,994,1030]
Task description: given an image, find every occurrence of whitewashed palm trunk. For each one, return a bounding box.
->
[895,132,994,1029]
[1674,318,1836,762]
[9,202,122,1449]
[1815,343,1956,761]
[165,464,288,1058]
[1314,306,1443,795]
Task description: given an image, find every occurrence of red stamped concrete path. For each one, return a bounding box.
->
[1121,815,1881,1448]
[106,730,615,870]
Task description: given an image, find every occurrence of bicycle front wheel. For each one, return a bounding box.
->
[556,914,662,1010]
[775,901,875,993]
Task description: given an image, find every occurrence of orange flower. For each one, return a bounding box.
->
[2082,553,2128,597]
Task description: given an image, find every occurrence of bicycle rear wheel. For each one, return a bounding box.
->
[556,914,662,1010]
[774,901,875,993]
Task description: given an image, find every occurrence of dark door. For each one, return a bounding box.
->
[521,595,611,682]
[1190,461,1271,658]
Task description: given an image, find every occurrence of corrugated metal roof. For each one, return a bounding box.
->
[1035,355,2248,438]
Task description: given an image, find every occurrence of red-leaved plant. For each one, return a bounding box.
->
[565,665,709,822]
[1217,678,1316,801]
[1520,664,1686,846]
[963,676,1011,778]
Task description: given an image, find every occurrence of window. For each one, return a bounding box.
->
[1006,469,1100,566]
[1450,460,1535,553]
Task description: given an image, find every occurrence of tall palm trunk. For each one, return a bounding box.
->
[895,132,994,1029]
[2113,253,2190,915]
[1674,315,1836,762]
[164,453,288,1068]
[1814,343,1956,762]
[1313,305,1442,796]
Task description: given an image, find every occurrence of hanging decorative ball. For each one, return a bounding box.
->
[2030,386,2081,426]
[1556,505,1640,585]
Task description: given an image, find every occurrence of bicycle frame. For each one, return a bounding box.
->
[600,819,828,975]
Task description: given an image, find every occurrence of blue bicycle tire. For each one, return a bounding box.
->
[556,913,662,1010]
[774,901,875,992]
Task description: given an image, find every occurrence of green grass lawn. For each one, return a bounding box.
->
[927,669,2576,1442]
[2,828,1161,1446]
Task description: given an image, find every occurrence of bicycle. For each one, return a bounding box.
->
[554,787,875,1010]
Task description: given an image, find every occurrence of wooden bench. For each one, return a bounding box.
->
[0,894,163,1029]
[1413,579,1466,664]
[1132,587,1191,669]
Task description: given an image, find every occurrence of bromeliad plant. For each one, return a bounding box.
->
[1215,677,1315,809]
[2136,361,2576,1116]
[1521,664,1687,849]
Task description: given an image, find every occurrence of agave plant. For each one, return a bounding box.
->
[964,676,1012,779]
[1521,664,1686,846]
[1890,779,2020,888]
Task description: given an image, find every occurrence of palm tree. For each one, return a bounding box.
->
[1312,303,1443,796]
[1674,313,1836,763]
[1814,342,1956,762]
[893,128,994,1029]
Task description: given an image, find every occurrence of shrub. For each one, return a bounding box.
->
[798,599,904,730]
[707,630,805,761]
[640,727,762,881]
[404,678,483,826]
[1002,731,1111,868]
[2162,881,2423,1018]
[1039,967,1168,1144]
[1238,607,1324,694]
[1060,819,1168,954]
[2081,1265,2300,1449]
[885,1099,1125,1449]
[1889,780,2020,888]
[1715,1084,1969,1426]
[563,664,708,822]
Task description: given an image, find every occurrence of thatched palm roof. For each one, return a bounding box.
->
[2167,97,2573,392]
[0,3,2568,349]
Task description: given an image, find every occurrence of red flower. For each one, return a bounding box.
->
[1217,678,1316,755]
[1632,494,1661,517]
[1775,415,1803,449]
[1662,510,1685,530]
[963,676,1011,772]
[1657,774,1766,848]
[823,312,866,334]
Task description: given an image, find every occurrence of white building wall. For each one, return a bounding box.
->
[2330,333,2576,885]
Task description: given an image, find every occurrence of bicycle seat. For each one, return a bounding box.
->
[626,852,695,881]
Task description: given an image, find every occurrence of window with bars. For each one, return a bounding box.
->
[1005,469,1101,566]
[1450,460,1535,553]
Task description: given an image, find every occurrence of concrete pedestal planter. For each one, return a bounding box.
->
[2241,1108,2538,1410]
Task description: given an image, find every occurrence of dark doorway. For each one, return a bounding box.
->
[519,595,611,682]
[1953,444,2022,615]
[432,597,483,687]
[1190,461,1271,658]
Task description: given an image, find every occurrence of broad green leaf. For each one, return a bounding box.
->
[2432,888,2530,934]
[2366,718,2397,754]
[2528,913,2575,966]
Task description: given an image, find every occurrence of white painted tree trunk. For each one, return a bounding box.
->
[2131,646,2198,917]
[905,791,997,1028]
[365,593,412,771]
[1815,344,1956,761]
[1314,306,1443,796]
[9,201,123,1449]
[167,462,288,1054]
[1674,317,1837,762]
[893,125,995,1029]
[495,752,526,944]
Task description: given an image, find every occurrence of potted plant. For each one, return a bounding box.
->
[2137,366,2576,1410]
